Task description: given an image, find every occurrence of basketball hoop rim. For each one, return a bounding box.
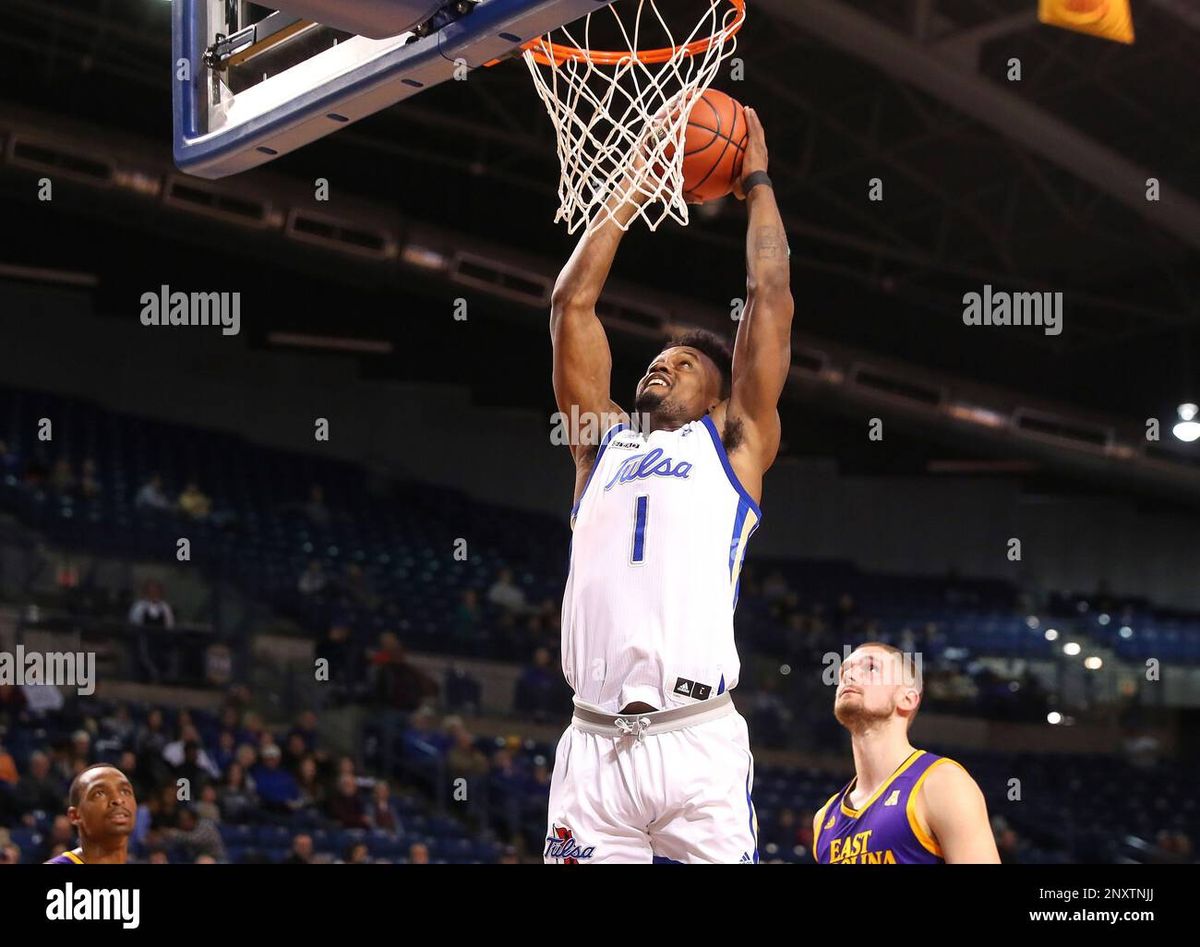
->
[522,0,745,67]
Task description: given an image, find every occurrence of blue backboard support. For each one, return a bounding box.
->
[173,0,612,179]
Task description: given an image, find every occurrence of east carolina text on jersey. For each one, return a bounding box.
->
[562,415,761,713]
[814,751,960,865]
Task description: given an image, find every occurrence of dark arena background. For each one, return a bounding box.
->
[0,0,1197,904]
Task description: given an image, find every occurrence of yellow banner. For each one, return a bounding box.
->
[1038,0,1135,44]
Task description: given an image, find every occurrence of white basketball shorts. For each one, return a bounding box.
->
[544,692,759,864]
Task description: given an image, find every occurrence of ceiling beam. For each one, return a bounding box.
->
[757,0,1200,253]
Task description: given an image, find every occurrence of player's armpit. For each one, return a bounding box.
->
[921,762,1001,864]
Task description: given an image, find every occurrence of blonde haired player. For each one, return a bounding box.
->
[813,643,1000,864]
[545,107,793,864]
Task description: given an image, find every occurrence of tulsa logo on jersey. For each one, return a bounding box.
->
[603,446,693,490]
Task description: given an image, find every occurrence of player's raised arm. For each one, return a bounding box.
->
[922,762,1002,864]
[727,107,794,474]
[549,171,652,463]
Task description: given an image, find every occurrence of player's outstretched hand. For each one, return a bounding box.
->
[733,106,768,201]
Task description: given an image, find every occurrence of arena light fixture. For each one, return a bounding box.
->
[1172,403,1200,442]
[1047,711,1062,725]
[1063,641,1082,656]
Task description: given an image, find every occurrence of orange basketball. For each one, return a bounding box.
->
[667,89,748,204]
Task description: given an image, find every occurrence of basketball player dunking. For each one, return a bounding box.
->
[44,764,137,864]
[813,643,1000,864]
[545,108,793,864]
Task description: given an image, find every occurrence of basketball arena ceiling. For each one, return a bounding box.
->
[1,0,1199,444]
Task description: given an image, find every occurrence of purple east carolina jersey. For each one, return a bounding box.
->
[45,851,85,864]
[814,750,959,864]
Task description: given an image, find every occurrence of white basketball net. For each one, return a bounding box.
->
[522,1,745,233]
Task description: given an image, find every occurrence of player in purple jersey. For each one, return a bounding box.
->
[44,763,137,864]
[813,643,1000,864]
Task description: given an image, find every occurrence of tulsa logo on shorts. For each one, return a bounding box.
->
[604,448,693,490]
[546,825,596,863]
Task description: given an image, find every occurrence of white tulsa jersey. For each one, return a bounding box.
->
[561,414,762,713]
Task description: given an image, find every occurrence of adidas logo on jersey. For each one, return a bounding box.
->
[740,852,753,863]
[883,789,901,807]
[674,677,712,700]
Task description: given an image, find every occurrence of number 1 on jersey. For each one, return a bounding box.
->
[631,494,649,564]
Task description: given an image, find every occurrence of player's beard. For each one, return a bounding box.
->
[635,387,691,427]
[834,692,895,731]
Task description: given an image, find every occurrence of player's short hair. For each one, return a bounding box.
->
[851,641,923,728]
[68,763,128,809]
[663,329,733,400]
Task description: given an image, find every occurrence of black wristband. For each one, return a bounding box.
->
[742,171,772,195]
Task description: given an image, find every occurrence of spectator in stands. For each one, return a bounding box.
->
[50,458,77,495]
[487,567,527,614]
[452,588,482,647]
[22,449,49,487]
[514,647,570,724]
[62,730,93,781]
[0,743,18,787]
[129,581,176,629]
[79,458,102,499]
[833,593,859,634]
[327,772,368,829]
[191,784,220,824]
[43,815,75,861]
[135,473,171,511]
[298,560,327,596]
[166,806,227,863]
[212,730,237,773]
[282,732,309,772]
[251,744,301,815]
[165,734,221,789]
[0,746,18,824]
[408,841,430,865]
[992,816,1022,864]
[134,708,170,785]
[129,581,179,683]
[217,762,258,824]
[101,704,137,747]
[305,484,331,528]
[283,833,314,865]
[762,569,790,602]
[294,756,325,816]
[0,439,20,480]
[367,780,403,833]
[0,841,21,865]
[346,842,372,864]
[767,807,801,851]
[446,727,488,782]
[289,710,322,758]
[178,480,212,520]
[316,623,356,704]
[371,633,438,713]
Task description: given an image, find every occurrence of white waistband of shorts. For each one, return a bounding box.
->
[571,691,734,736]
